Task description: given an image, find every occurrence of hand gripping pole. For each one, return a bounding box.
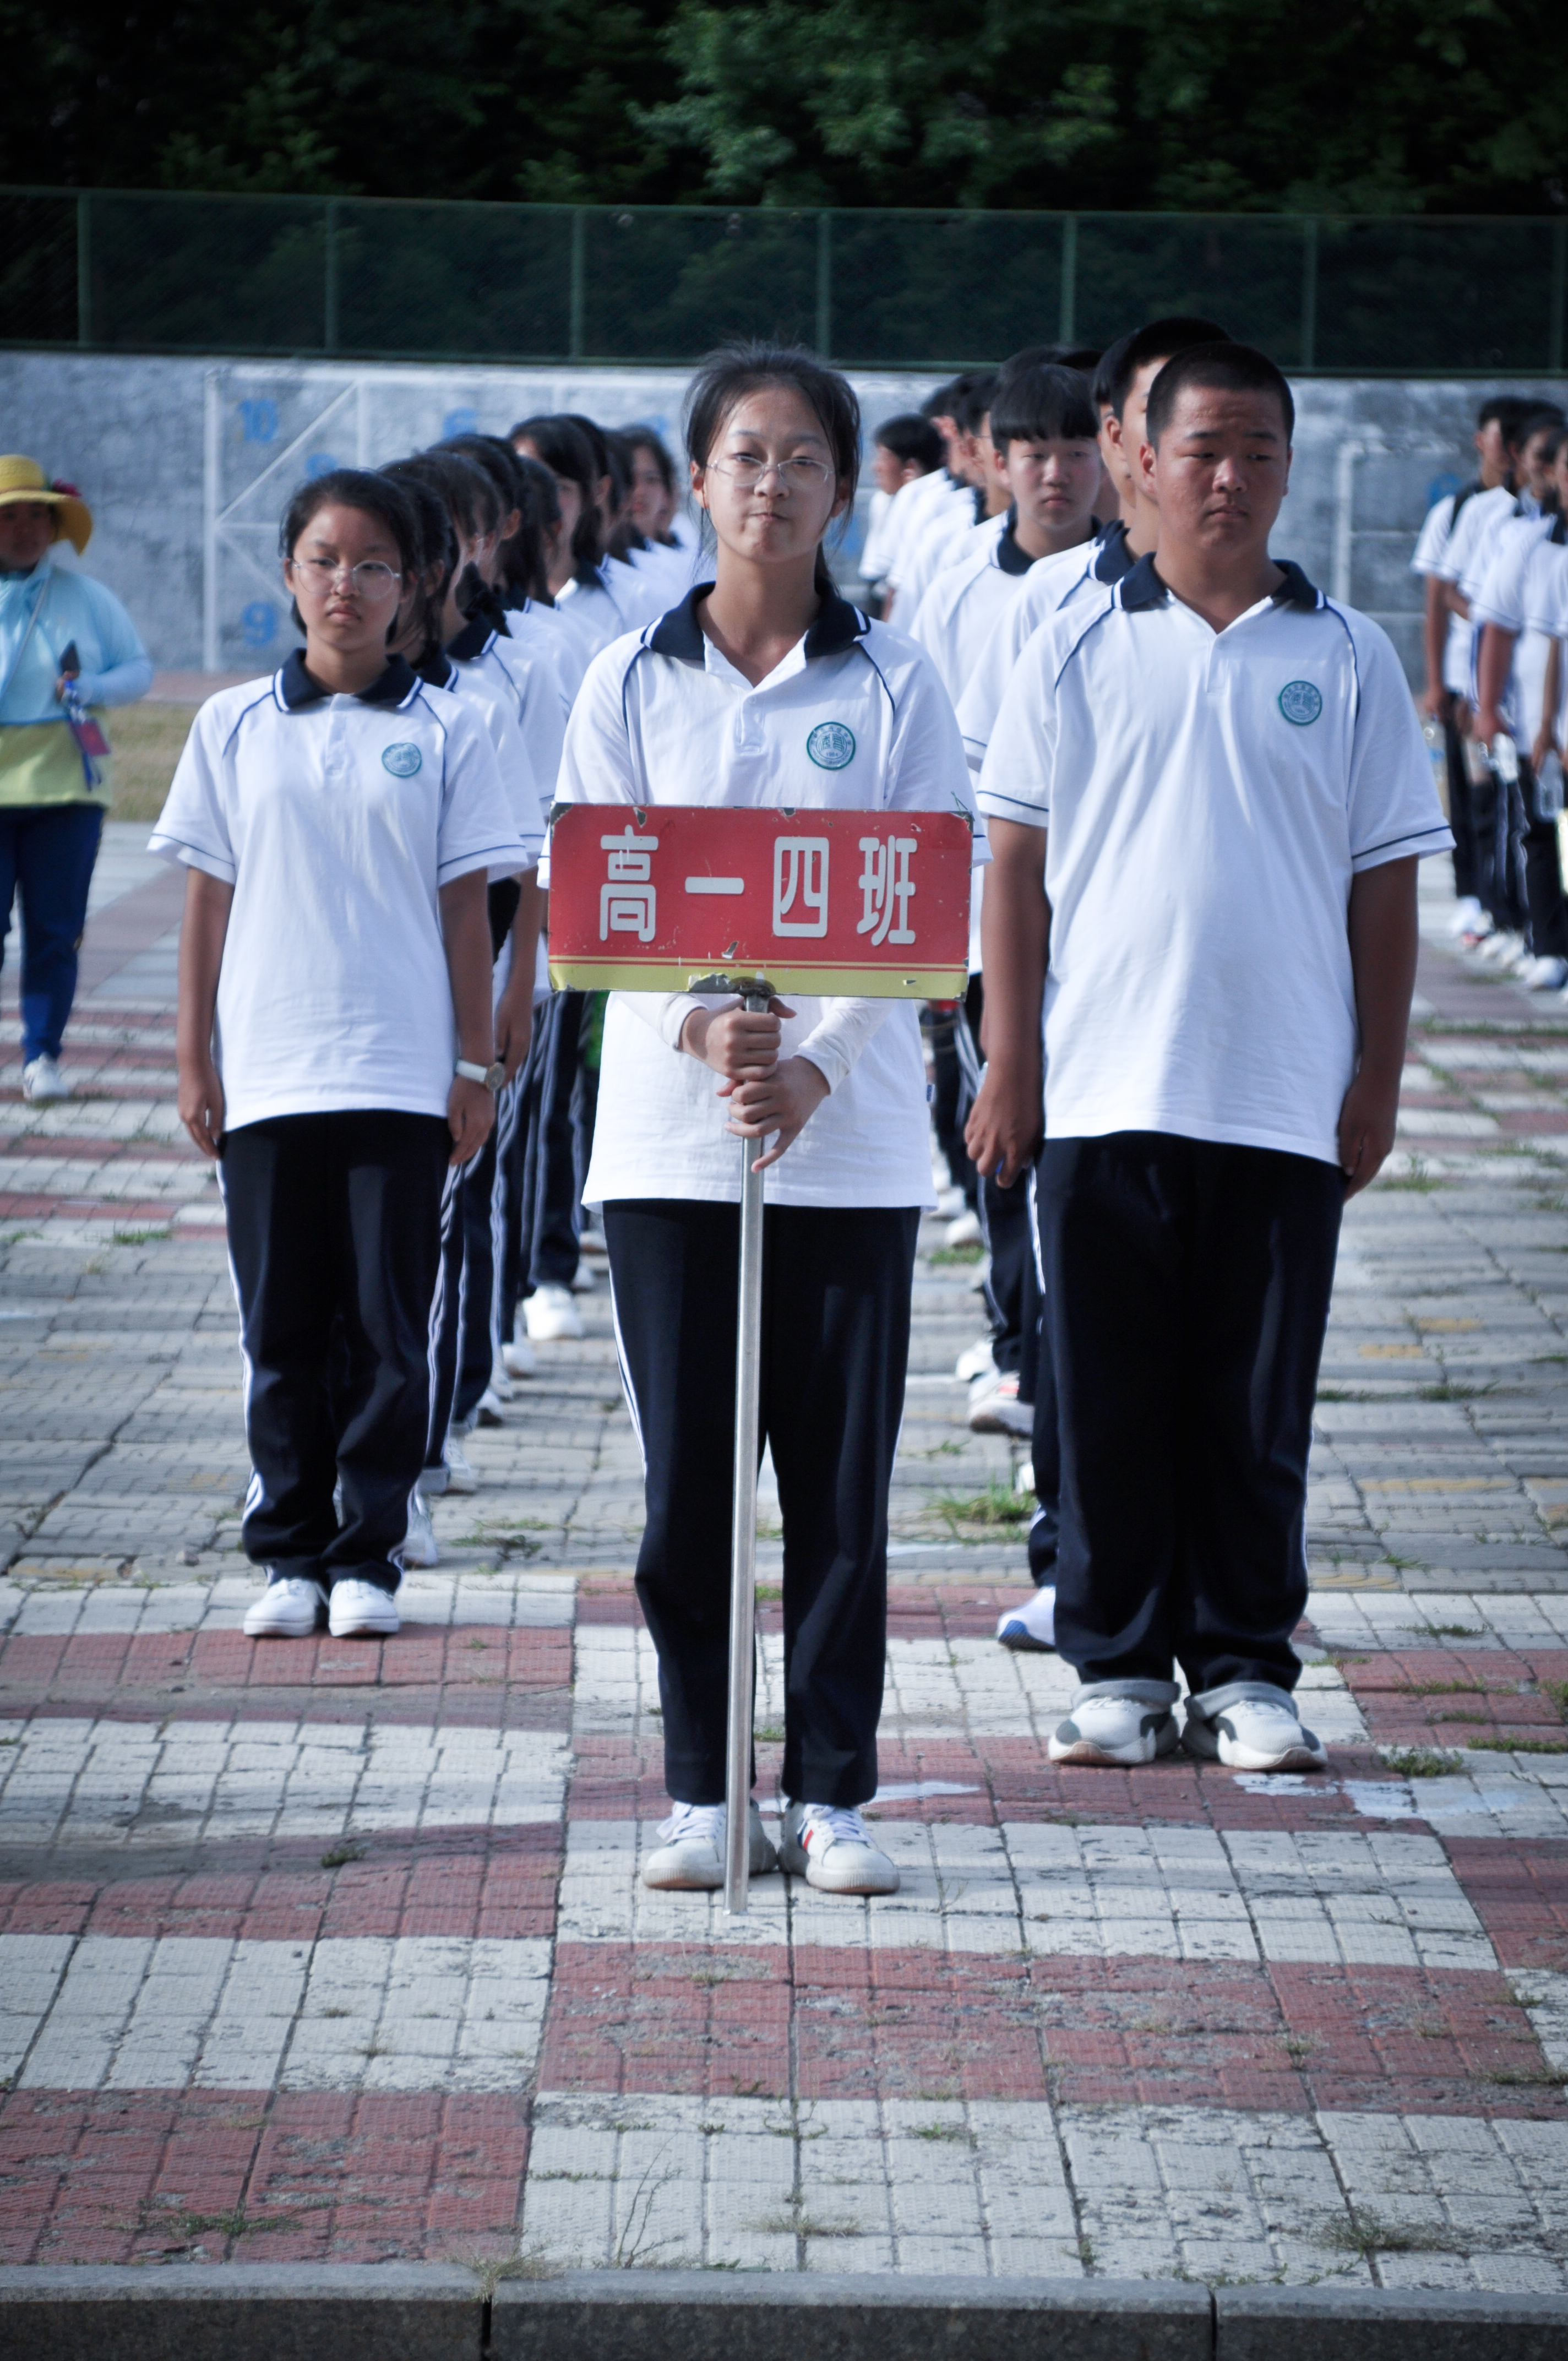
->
[723,983,771,1916]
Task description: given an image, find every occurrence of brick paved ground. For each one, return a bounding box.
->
[2,831,1567,2286]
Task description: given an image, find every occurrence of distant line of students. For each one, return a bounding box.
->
[1412,395,1568,988]
[155,315,1453,1895]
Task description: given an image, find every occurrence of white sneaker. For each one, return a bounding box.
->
[955,1336,995,1383]
[1521,955,1568,991]
[502,1330,536,1378]
[1048,1680,1182,1766]
[442,1437,478,1494]
[935,1185,966,1219]
[1448,896,1484,937]
[1477,928,1525,966]
[401,1489,440,1568]
[569,1263,597,1293]
[968,1369,1034,1437]
[781,1801,900,1895]
[487,1360,514,1403]
[995,1586,1056,1652]
[944,1209,983,1249]
[524,1282,584,1341]
[474,1384,506,1426]
[21,1054,69,1104]
[641,1800,778,1890]
[243,1573,327,1638]
[1183,1682,1326,1772]
[328,1576,400,1638]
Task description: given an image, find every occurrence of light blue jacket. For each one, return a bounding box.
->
[0,553,152,725]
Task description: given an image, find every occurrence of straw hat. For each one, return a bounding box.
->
[0,456,92,553]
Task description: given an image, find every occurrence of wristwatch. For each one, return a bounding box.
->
[455,1057,507,1093]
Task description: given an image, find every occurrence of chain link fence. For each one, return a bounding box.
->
[3,188,1566,374]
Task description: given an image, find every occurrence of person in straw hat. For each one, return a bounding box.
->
[1,455,151,1102]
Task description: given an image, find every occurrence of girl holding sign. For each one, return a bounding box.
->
[553,345,983,1896]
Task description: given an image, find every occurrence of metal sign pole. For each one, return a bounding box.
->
[724,982,771,1916]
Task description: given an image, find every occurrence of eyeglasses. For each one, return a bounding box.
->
[708,454,834,492]
[292,557,402,599]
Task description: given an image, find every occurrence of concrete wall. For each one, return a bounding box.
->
[3,350,1564,682]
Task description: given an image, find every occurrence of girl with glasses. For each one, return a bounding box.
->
[552,344,986,1898]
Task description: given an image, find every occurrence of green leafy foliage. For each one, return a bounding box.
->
[2,0,1564,214]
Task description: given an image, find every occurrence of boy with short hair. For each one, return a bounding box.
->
[860,413,945,612]
[909,358,1102,704]
[956,318,1227,775]
[967,344,1452,1773]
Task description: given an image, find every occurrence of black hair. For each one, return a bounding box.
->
[601,429,644,559]
[989,358,1098,451]
[397,448,499,545]
[1516,404,1567,448]
[919,379,960,422]
[506,453,560,605]
[279,467,420,576]
[1091,318,1231,421]
[874,414,945,473]
[622,426,677,496]
[277,467,422,648]
[1477,395,1532,440]
[438,432,525,524]
[683,341,860,602]
[377,460,459,671]
[1145,342,1295,447]
[510,414,604,585]
[954,371,998,437]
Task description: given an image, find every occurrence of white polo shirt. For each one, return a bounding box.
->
[892,487,988,620]
[1410,487,1466,695]
[553,585,984,1210]
[447,619,562,834]
[1467,513,1562,738]
[956,522,1135,769]
[907,513,1029,703]
[502,597,588,705]
[883,468,973,595]
[149,652,529,1132]
[556,565,661,665]
[1435,485,1517,698]
[432,644,545,863]
[977,556,1452,1168]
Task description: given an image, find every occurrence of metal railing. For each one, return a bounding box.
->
[3,187,1566,374]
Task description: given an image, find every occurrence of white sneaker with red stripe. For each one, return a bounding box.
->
[781,1802,900,1895]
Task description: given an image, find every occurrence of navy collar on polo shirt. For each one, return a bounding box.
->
[1093,520,1134,583]
[647,582,869,671]
[1120,553,1321,615]
[277,650,418,710]
[447,614,496,663]
[996,508,1032,578]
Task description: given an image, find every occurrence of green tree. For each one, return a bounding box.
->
[2,0,1564,213]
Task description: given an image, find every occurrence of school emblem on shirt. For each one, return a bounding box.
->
[381,740,423,776]
[807,721,856,770]
[1277,681,1323,727]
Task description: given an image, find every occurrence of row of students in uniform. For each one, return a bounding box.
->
[150,404,698,1638]
[1412,395,1568,989]
[891,319,1228,1632]
[156,325,1450,1891]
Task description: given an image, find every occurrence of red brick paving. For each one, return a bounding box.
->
[0,2088,527,2265]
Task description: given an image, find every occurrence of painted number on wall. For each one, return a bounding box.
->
[237,399,278,443]
[241,601,277,648]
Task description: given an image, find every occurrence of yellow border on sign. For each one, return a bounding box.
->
[547,959,968,998]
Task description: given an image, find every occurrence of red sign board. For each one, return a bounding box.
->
[546,804,972,997]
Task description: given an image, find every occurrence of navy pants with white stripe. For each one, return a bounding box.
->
[603,1198,921,1810]
[221,1110,450,1591]
[1037,1133,1342,1694]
